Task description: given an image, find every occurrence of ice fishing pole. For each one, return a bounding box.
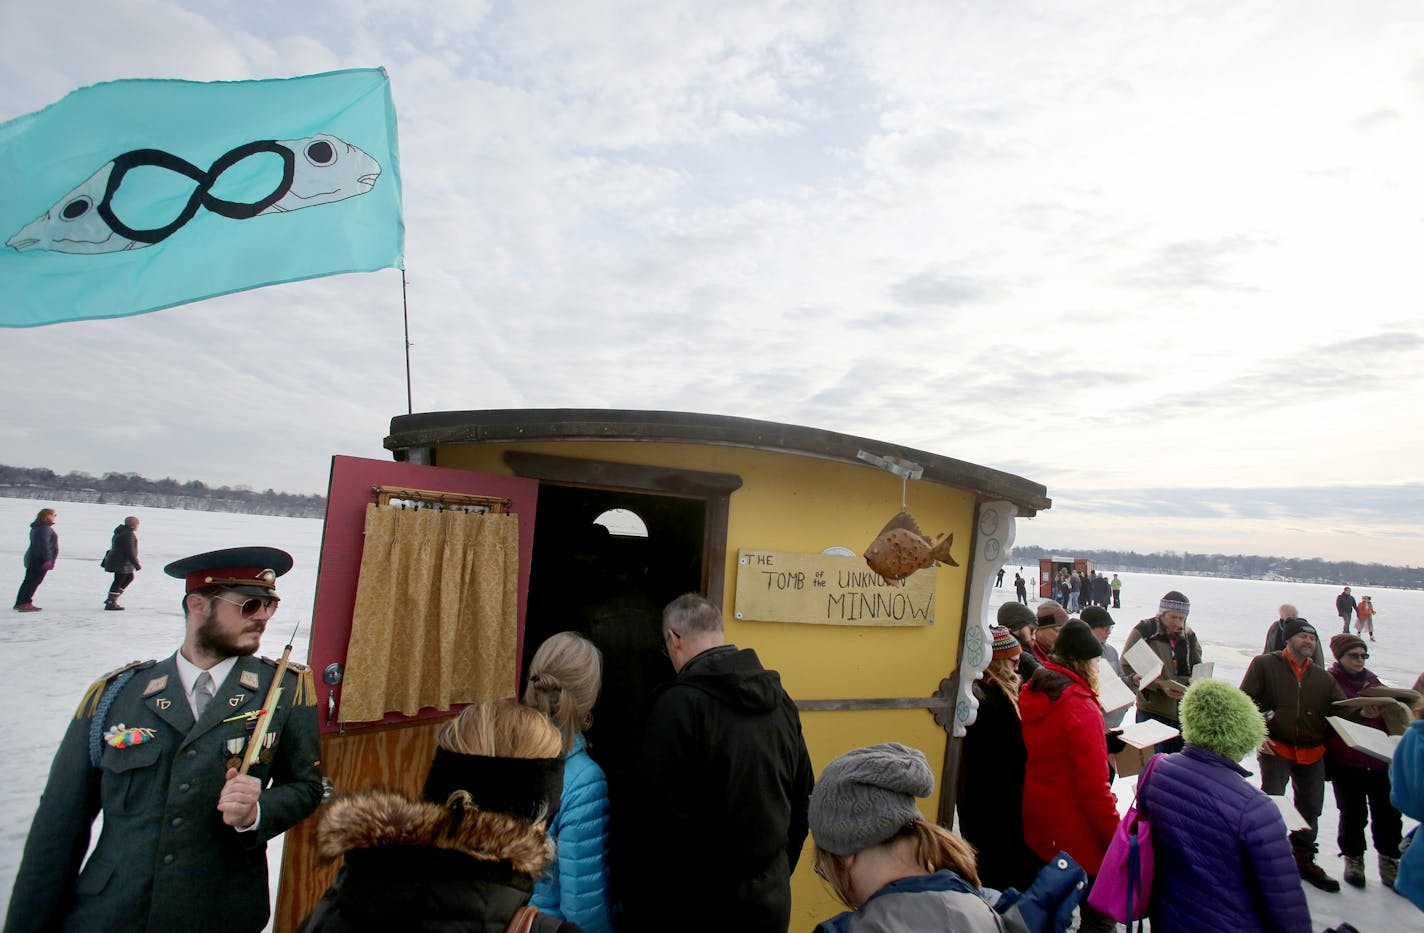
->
[239,619,302,776]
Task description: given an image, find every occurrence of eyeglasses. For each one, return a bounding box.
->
[212,593,279,618]
[1343,651,1369,660]
[661,628,682,657]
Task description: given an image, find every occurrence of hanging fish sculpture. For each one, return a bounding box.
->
[863,510,959,582]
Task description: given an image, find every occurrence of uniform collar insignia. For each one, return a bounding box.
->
[155,697,172,710]
[228,693,245,707]
[239,670,260,690]
[143,675,168,697]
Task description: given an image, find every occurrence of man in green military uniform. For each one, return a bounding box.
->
[4,547,324,933]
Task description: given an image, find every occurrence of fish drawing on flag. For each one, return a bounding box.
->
[6,134,381,255]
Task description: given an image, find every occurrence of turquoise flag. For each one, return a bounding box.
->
[0,68,403,327]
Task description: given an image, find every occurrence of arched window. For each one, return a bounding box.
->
[594,507,648,538]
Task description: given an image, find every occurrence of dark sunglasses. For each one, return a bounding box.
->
[1343,651,1368,660]
[212,593,279,618]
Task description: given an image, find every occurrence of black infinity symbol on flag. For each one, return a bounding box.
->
[96,141,296,245]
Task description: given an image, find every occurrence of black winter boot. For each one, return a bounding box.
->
[104,595,125,610]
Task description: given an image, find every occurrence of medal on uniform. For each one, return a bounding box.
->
[225,736,247,770]
[104,724,157,748]
[259,731,277,764]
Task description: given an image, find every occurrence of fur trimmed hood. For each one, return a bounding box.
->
[316,788,555,876]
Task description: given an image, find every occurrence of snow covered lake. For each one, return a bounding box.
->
[2,496,1419,928]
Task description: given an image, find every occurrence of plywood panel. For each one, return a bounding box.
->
[274,720,447,932]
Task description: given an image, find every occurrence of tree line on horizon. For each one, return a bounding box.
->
[1008,544,1423,591]
[4,464,1418,589]
[0,464,325,519]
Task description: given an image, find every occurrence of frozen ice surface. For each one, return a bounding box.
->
[2,498,1419,928]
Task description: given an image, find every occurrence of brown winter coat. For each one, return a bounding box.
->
[1120,616,1202,723]
[1239,651,1346,750]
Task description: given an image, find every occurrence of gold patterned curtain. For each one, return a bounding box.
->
[339,504,520,724]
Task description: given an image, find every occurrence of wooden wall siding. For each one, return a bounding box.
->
[274,719,447,932]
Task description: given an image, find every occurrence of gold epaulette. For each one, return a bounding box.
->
[74,660,154,720]
[296,668,317,707]
[259,655,309,672]
[260,656,318,706]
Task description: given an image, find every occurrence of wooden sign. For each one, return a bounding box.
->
[733,549,936,626]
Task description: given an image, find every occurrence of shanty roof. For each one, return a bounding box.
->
[386,408,1051,516]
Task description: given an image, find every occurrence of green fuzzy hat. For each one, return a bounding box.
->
[1180,679,1266,761]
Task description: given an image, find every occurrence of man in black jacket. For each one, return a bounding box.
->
[1336,586,1357,634]
[103,515,142,610]
[627,593,814,933]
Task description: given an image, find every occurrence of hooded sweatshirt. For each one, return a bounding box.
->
[626,644,813,933]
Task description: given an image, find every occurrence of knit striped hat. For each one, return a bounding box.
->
[1159,591,1190,615]
[990,625,1021,660]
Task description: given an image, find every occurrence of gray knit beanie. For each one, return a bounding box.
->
[808,743,933,856]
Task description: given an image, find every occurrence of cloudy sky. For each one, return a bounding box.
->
[2,1,1421,566]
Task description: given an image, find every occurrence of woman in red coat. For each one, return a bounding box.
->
[1021,619,1120,933]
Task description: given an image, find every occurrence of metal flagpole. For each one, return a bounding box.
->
[402,269,413,415]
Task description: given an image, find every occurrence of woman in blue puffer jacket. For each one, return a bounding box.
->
[1138,679,1311,933]
[523,632,613,933]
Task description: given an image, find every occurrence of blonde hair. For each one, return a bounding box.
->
[35,508,56,522]
[981,657,1021,717]
[437,700,562,760]
[1050,655,1100,693]
[522,631,603,754]
[814,821,981,908]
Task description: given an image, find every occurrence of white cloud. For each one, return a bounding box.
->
[2,0,1422,563]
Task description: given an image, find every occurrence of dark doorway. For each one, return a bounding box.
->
[522,483,706,778]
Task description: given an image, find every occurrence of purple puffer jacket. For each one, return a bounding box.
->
[1138,745,1311,933]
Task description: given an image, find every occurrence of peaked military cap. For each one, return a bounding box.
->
[164,546,293,597]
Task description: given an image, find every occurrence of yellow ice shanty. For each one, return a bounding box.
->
[277,409,1050,930]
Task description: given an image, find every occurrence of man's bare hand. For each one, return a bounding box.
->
[219,768,260,828]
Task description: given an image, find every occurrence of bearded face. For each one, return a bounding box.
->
[194,596,267,658]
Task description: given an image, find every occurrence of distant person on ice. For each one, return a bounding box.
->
[103,515,141,611]
[12,506,58,612]
[1109,573,1121,609]
[4,546,323,932]
[1355,595,1376,642]
[1337,586,1357,634]
[1013,571,1028,605]
[1263,603,1298,654]
[996,566,1005,587]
